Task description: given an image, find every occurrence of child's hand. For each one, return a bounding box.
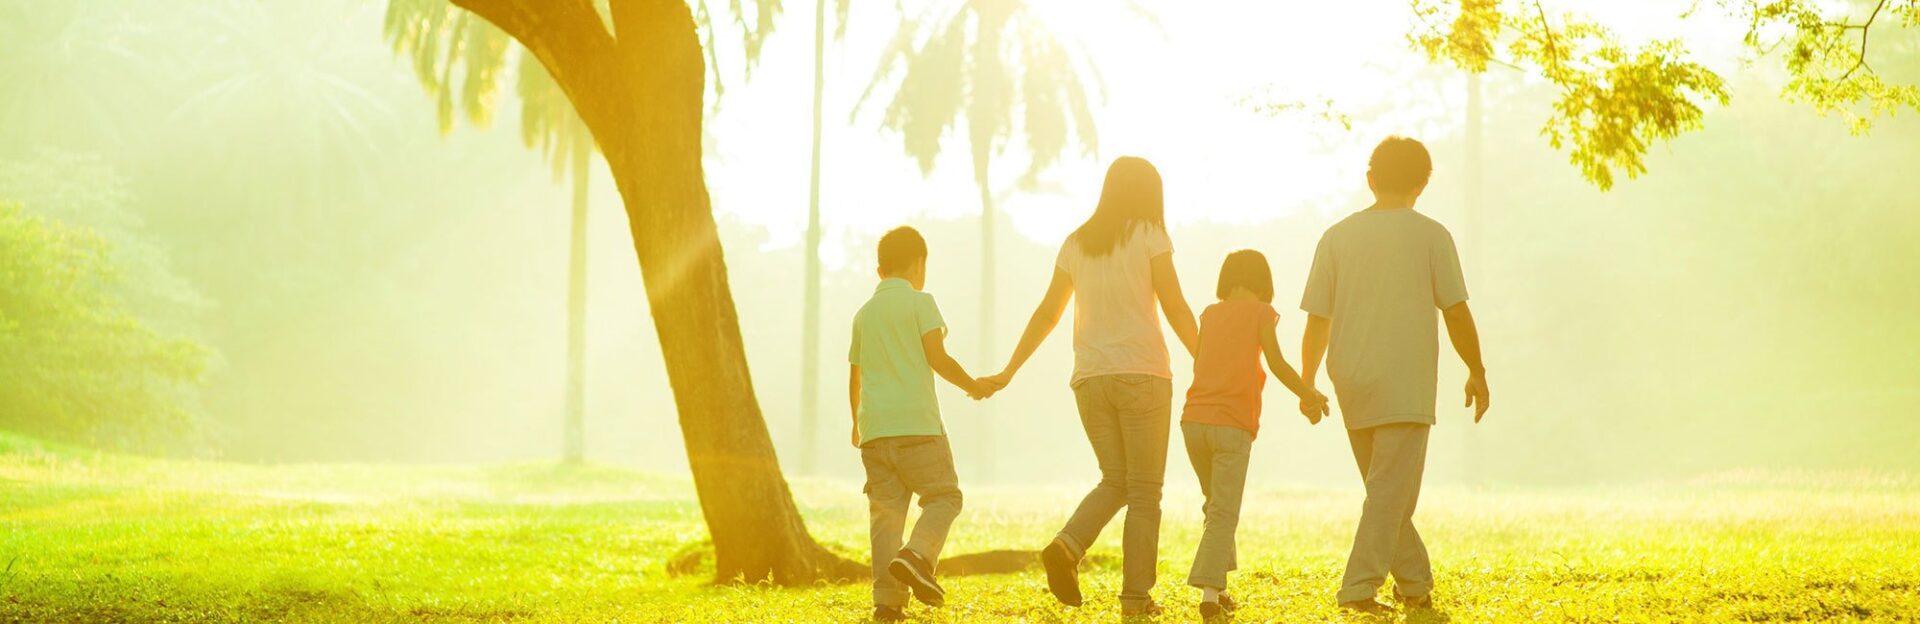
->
[851,428,861,448]
[966,379,996,401]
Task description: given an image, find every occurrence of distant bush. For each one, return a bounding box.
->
[0,203,208,450]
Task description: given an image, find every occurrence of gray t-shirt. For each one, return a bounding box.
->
[1300,208,1468,430]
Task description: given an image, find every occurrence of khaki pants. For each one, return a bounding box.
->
[862,435,963,608]
[1337,423,1434,603]
[1181,421,1252,590]
[1056,373,1172,610]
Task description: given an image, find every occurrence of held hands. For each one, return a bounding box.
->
[1298,389,1330,425]
[967,371,1012,401]
[965,379,997,401]
[1464,371,1490,423]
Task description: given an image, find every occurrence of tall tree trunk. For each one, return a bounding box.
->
[448,0,934,586]
[798,0,828,475]
[1463,71,1484,484]
[489,0,859,584]
[564,120,590,464]
[970,141,996,482]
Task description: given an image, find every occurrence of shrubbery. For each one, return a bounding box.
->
[0,203,207,449]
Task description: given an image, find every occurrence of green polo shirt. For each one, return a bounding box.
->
[849,277,948,444]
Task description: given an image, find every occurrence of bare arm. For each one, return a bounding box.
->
[923,330,989,398]
[848,364,861,447]
[987,268,1074,386]
[1301,313,1332,388]
[1259,321,1313,399]
[1442,301,1490,422]
[1150,254,1200,358]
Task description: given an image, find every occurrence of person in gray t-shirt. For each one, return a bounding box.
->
[1299,136,1491,614]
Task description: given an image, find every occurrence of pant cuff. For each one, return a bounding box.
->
[1053,531,1086,560]
[1336,584,1380,603]
[1187,575,1226,590]
[1391,581,1432,598]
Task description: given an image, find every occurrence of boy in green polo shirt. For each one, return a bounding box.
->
[849,226,995,622]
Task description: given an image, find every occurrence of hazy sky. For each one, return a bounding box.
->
[694,0,1761,268]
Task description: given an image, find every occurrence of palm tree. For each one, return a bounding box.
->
[856,0,1105,479]
[797,0,850,475]
[383,2,596,462]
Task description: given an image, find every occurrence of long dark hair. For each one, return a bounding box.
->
[1070,156,1165,258]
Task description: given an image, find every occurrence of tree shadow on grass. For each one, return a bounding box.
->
[666,541,1118,583]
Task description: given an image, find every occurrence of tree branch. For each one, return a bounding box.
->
[450,0,614,106]
[1837,0,1887,82]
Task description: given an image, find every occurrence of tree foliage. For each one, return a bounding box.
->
[1412,0,1920,190]
[1413,0,1730,190]
[382,0,593,178]
[856,0,1104,182]
[0,203,207,450]
[1724,0,1920,134]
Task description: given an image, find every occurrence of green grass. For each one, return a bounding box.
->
[3,433,1918,623]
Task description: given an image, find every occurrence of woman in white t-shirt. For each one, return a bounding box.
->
[982,156,1199,616]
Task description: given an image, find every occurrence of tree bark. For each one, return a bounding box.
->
[457,0,860,585]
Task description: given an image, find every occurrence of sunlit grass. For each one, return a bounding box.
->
[3,432,1917,623]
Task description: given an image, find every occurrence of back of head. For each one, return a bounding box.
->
[1215,249,1274,303]
[877,226,927,275]
[1072,156,1165,258]
[1368,136,1433,195]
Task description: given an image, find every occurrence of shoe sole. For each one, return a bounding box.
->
[1039,542,1083,607]
[888,558,945,607]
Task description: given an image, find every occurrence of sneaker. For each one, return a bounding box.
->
[1339,598,1394,615]
[888,548,945,607]
[872,605,907,622]
[1040,538,1083,607]
[1121,598,1165,617]
[1395,592,1433,609]
[1199,600,1228,622]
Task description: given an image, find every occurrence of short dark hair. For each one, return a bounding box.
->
[877,226,927,275]
[1368,136,1433,194]
[1215,249,1274,303]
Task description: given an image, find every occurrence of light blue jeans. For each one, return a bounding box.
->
[1055,374,1172,610]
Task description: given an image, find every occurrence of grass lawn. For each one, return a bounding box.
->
[3,433,1918,623]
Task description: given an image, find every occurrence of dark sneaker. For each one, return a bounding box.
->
[1040,538,1083,607]
[1218,592,1238,613]
[872,605,907,622]
[1339,598,1394,615]
[1121,598,1165,617]
[1395,592,1433,609]
[888,548,945,607]
[1199,600,1228,622]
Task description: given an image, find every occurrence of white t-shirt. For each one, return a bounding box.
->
[1056,222,1176,384]
[1300,208,1468,429]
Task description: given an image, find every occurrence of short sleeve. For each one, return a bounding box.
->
[1300,234,1336,318]
[1054,237,1076,275]
[916,294,948,337]
[1260,302,1280,326]
[847,319,862,365]
[1430,228,1469,309]
[1143,223,1173,258]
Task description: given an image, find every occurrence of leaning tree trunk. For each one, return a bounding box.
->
[454,0,858,585]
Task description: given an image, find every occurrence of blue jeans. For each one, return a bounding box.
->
[1055,374,1172,610]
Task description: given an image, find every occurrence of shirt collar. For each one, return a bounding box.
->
[875,277,913,292]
